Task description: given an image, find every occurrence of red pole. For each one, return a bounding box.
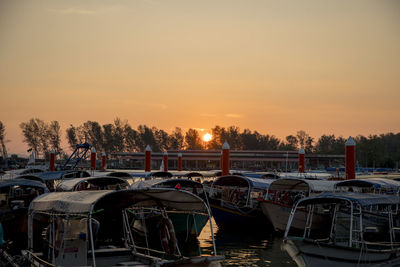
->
[220,152,223,171]
[298,148,305,173]
[163,151,168,172]
[145,145,151,172]
[90,147,96,170]
[222,142,230,176]
[345,136,356,180]
[177,153,182,171]
[101,152,106,171]
[49,150,55,171]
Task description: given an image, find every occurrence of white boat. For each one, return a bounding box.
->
[335,178,400,194]
[259,178,336,231]
[56,176,130,191]
[283,192,400,267]
[22,188,224,267]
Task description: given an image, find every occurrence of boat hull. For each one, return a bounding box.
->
[260,200,327,232]
[209,200,269,230]
[283,238,400,267]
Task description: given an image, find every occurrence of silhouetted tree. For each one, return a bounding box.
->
[137,125,157,151]
[0,121,8,168]
[66,125,78,150]
[20,118,47,158]
[48,121,63,155]
[185,128,203,150]
[169,127,184,150]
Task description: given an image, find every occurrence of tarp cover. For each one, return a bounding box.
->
[0,178,49,191]
[335,178,400,191]
[213,175,274,190]
[130,178,202,189]
[19,170,90,181]
[56,176,129,191]
[29,188,207,214]
[269,178,337,192]
[298,192,400,207]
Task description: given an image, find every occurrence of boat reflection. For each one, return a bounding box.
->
[198,218,296,266]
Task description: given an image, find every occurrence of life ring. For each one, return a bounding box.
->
[229,189,239,204]
[159,217,177,254]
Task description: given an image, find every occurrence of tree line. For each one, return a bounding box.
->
[0,118,399,168]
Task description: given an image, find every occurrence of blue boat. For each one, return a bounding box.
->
[207,175,275,230]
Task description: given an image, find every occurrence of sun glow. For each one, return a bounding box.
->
[203,133,212,142]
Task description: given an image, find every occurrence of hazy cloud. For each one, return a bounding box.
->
[46,7,96,15]
[200,113,217,117]
[225,113,243,118]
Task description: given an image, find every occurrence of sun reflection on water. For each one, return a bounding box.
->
[198,218,296,266]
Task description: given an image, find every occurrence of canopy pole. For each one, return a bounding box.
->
[89,205,96,267]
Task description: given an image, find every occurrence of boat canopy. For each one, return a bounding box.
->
[29,188,208,214]
[170,171,205,178]
[242,172,280,179]
[297,192,400,207]
[268,178,337,192]
[0,178,49,191]
[18,170,90,182]
[131,178,203,189]
[105,171,133,179]
[56,176,130,191]
[128,171,173,179]
[335,178,400,191]
[213,175,274,190]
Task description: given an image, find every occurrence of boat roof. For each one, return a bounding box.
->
[335,178,400,190]
[56,176,130,191]
[269,178,337,192]
[17,170,91,181]
[213,175,275,190]
[29,188,207,214]
[0,178,49,191]
[298,192,400,207]
[131,178,203,189]
[242,172,280,179]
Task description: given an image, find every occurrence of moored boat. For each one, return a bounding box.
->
[207,175,275,230]
[259,178,336,232]
[283,192,400,267]
[22,188,225,267]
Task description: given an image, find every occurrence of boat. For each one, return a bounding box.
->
[22,188,224,267]
[55,176,130,191]
[335,178,400,194]
[259,178,336,232]
[16,170,91,191]
[283,192,400,267]
[131,178,209,237]
[207,175,275,230]
[0,179,49,254]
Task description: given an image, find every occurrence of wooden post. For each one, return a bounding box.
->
[90,147,96,170]
[345,137,356,180]
[49,150,55,171]
[145,145,151,172]
[298,148,305,173]
[163,151,168,172]
[178,153,182,171]
[222,142,230,176]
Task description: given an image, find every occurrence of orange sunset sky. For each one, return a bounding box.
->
[1,0,399,156]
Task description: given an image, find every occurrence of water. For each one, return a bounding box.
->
[198,218,297,266]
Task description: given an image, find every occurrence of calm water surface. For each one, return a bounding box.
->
[198,218,297,266]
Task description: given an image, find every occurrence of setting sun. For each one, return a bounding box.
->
[203,133,212,142]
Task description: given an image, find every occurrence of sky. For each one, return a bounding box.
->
[1,0,399,156]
